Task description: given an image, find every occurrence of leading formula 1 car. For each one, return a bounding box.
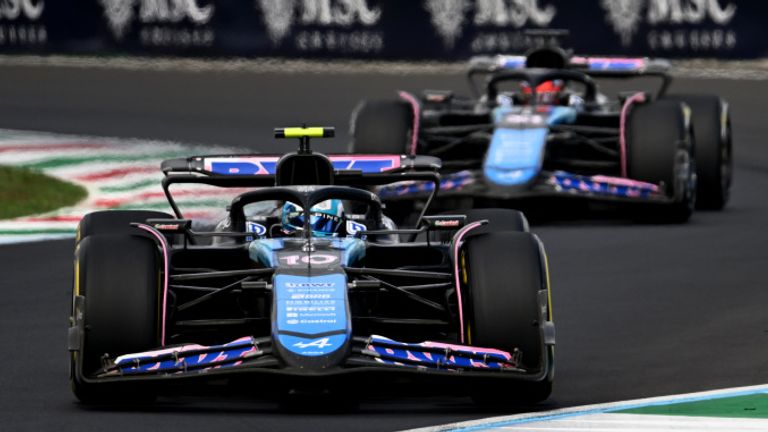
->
[68,127,555,404]
[350,45,732,223]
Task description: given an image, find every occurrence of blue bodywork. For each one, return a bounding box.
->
[248,237,365,363]
[494,55,648,73]
[483,106,576,186]
[102,234,526,377]
[248,238,365,268]
[274,273,349,357]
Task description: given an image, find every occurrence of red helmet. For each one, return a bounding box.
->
[521,80,565,105]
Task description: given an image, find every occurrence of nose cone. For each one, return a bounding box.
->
[272,272,352,369]
[483,127,548,186]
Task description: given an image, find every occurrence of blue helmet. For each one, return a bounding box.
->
[281,199,344,237]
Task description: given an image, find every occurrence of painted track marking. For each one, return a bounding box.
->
[402,385,768,432]
[0,129,240,243]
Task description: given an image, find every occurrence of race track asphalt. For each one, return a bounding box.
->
[0,64,767,431]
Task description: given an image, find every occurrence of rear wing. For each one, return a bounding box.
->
[467,55,672,97]
[470,55,670,74]
[162,154,440,177]
[159,154,442,219]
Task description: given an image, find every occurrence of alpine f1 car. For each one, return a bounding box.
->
[350,45,732,223]
[68,127,555,404]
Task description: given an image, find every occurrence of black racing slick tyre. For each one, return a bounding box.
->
[77,210,174,243]
[665,94,732,210]
[70,234,161,403]
[350,99,413,154]
[626,100,696,223]
[463,232,553,404]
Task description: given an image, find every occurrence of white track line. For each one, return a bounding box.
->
[499,413,768,431]
[402,384,768,432]
[1,55,768,80]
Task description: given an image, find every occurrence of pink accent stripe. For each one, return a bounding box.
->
[0,142,109,153]
[619,92,647,178]
[398,91,421,156]
[331,154,402,165]
[452,221,486,343]
[203,157,276,174]
[136,224,170,346]
[338,154,402,171]
[75,166,157,181]
[115,336,253,362]
[591,175,660,192]
[421,341,512,359]
[572,56,646,64]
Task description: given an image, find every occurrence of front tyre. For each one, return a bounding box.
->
[665,94,732,210]
[70,234,162,403]
[463,232,554,404]
[627,100,696,223]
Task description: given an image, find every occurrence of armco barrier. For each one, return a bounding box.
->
[0,1,764,60]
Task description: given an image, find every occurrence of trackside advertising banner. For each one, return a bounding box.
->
[1,1,765,59]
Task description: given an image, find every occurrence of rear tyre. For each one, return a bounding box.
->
[665,94,732,210]
[77,210,174,243]
[627,100,696,223]
[70,234,161,403]
[350,99,413,154]
[464,232,553,403]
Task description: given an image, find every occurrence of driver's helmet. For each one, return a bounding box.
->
[521,79,565,105]
[281,199,345,237]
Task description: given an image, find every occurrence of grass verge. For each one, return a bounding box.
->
[0,165,87,219]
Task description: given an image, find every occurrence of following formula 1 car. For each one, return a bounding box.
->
[350,45,732,223]
[68,127,555,404]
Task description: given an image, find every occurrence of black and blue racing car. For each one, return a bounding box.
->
[350,45,732,223]
[68,127,555,404]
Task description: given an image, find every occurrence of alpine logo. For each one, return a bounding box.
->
[293,337,333,349]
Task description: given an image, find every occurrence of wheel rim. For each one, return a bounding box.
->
[674,146,696,210]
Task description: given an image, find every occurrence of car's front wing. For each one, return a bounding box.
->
[377,169,670,203]
[84,334,546,384]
